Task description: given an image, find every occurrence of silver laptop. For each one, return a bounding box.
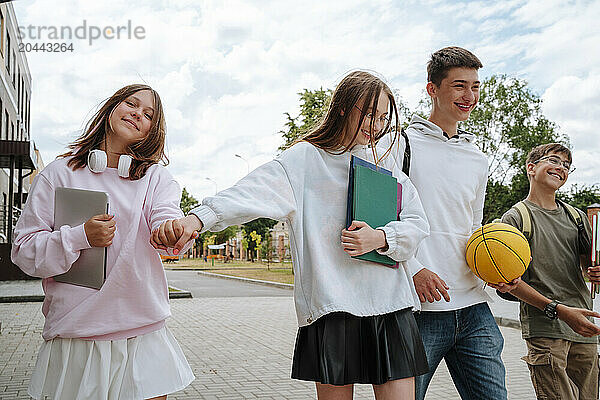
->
[53,187,109,289]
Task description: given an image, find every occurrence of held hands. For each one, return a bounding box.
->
[556,305,600,337]
[150,215,202,254]
[84,214,116,247]
[341,220,387,257]
[413,268,451,303]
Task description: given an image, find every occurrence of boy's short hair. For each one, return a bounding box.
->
[427,47,483,86]
[526,143,572,165]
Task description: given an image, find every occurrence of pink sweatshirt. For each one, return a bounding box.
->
[12,156,189,340]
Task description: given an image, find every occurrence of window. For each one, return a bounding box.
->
[4,110,8,140]
[17,72,21,114]
[27,98,30,134]
[12,51,16,86]
[20,77,24,116]
[0,11,4,56]
[5,32,9,73]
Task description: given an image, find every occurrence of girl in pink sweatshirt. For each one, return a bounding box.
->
[12,84,194,400]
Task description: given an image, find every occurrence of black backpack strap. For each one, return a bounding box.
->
[557,199,591,255]
[400,128,411,176]
[557,199,584,232]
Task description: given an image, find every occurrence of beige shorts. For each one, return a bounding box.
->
[523,337,598,400]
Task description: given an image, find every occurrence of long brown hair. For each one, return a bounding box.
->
[297,70,399,162]
[59,84,168,180]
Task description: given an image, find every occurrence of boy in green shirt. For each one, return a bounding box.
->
[493,143,600,400]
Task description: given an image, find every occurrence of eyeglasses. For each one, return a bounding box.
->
[354,105,391,127]
[533,155,576,174]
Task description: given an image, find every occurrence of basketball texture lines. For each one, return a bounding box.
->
[465,223,531,284]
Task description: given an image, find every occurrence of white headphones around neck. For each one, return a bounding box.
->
[88,149,133,178]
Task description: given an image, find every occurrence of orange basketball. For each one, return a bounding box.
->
[465,222,531,284]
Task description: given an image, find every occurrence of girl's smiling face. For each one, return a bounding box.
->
[349,91,390,146]
[108,89,155,150]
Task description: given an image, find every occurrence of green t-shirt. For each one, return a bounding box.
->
[502,200,595,343]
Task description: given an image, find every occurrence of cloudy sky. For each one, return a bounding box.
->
[12,0,600,201]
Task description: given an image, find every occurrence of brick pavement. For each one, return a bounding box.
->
[0,297,535,399]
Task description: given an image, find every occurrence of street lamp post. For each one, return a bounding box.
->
[234,154,250,175]
[205,177,217,195]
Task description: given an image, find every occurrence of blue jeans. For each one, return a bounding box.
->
[414,302,507,400]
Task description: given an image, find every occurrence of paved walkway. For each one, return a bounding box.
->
[6,273,600,399]
[1,297,535,399]
[0,275,541,399]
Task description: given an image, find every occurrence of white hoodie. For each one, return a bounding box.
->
[191,141,429,326]
[380,115,491,311]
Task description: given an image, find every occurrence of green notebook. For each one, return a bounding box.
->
[352,164,398,266]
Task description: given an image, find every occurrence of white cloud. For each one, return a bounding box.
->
[12,0,600,202]
[542,73,600,187]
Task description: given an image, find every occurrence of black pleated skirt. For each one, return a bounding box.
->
[291,308,428,385]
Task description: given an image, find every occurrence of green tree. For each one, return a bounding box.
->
[465,75,568,187]
[242,218,277,262]
[260,230,274,269]
[559,184,600,212]
[180,187,199,214]
[278,88,332,150]
[212,225,239,245]
[278,76,600,224]
[461,75,569,222]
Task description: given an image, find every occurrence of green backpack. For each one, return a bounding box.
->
[495,200,590,302]
[512,199,585,243]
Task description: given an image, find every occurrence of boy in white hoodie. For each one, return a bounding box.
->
[383,47,507,399]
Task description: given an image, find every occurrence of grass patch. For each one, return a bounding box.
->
[168,286,181,292]
[165,258,295,285]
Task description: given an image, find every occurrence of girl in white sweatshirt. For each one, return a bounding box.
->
[12,84,194,400]
[153,71,430,399]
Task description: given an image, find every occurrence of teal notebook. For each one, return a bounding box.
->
[352,164,398,266]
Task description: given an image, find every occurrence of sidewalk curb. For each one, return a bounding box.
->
[0,295,44,303]
[0,286,192,302]
[194,271,523,329]
[196,271,294,290]
[169,285,193,299]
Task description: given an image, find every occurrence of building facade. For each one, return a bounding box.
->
[0,2,39,279]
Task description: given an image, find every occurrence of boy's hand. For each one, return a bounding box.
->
[557,305,600,337]
[341,220,387,256]
[488,278,521,293]
[413,268,450,303]
[586,266,600,284]
[84,214,116,247]
[151,215,202,254]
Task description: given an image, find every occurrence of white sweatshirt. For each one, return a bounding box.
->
[191,141,429,326]
[380,115,491,311]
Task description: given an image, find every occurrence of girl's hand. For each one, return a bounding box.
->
[84,214,116,247]
[341,220,387,257]
[151,215,202,254]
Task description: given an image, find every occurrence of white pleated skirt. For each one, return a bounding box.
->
[28,326,195,400]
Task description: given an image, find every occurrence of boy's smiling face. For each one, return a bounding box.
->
[527,151,571,191]
[428,67,480,122]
